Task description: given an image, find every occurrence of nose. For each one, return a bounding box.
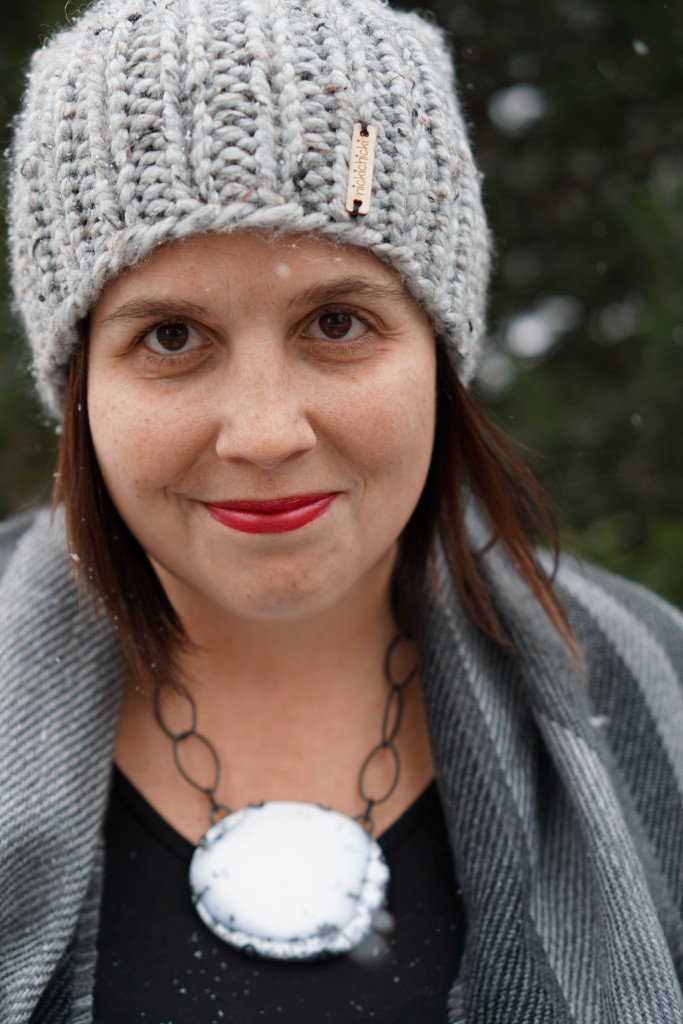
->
[213,343,317,470]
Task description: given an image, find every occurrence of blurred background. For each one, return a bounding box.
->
[1,0,682,605]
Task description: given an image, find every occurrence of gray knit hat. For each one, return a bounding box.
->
[8,0,490,417]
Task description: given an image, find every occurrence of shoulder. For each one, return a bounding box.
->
[548,556,683,749]
[0,507,75,617]
[0,507,44,581]
[552,554,683,670]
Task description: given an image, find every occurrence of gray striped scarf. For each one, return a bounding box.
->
[2,509,683,1022]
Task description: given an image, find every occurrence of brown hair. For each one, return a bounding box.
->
[54,336,575,689]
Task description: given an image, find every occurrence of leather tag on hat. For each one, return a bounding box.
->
[346,124,377,216]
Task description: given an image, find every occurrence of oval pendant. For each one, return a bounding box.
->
[189,801,390,960]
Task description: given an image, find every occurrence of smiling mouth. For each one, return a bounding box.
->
[203,493,339,534]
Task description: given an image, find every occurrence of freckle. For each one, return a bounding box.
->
[274,263,291,279]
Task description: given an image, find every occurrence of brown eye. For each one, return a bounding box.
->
[154,323,190,351]
[143,320,205,356]
[319,312,354,339]
[306,310,367,343]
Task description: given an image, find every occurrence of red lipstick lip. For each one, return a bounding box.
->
[207,493,335,514]
[203,493,339,534]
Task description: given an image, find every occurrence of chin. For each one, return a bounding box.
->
[222,571,349,623]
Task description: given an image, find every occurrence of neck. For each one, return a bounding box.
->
[145,544,401,712]
[115,551,434,840]
[172,559,398,714]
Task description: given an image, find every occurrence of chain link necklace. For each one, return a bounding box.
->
[154,630,416,961]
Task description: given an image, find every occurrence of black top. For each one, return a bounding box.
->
[94,769,465,1023]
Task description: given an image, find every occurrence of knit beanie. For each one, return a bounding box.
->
[8,0,490,418]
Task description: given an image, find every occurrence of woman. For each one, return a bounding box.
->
[2,0,683,1022]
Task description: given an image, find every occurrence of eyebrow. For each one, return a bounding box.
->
[95,277,412,328]
[287,278,411,309]
[96,298,209,328]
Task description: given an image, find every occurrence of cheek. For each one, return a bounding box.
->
[87,378,204,495]
[322,351,437,498]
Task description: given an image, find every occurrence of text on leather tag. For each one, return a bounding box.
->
[345,124,377,217]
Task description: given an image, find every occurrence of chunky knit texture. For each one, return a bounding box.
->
[8,0,490,417]
[2,510,683,1023]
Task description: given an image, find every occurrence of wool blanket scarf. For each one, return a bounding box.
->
[2,509,683,1023]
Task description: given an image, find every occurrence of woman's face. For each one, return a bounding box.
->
[87,233,436,624]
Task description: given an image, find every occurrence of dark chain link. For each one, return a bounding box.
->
[153,682,230,825]
[355,630,417,835]
[154,630,417,834]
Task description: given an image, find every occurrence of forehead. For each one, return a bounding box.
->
[92,232,423,320]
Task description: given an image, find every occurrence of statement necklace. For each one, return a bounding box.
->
[154,631,417,961]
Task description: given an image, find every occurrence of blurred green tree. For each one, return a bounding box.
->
[1,0,682,604]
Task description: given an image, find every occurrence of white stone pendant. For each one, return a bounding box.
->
[189,801,390,960]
